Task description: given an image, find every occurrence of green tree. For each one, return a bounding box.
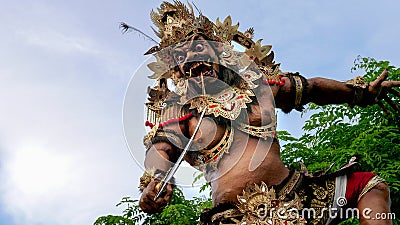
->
[94,56,399,224]
[94,188,212,225]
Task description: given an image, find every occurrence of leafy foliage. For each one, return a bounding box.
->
[95,56,399,224]
[94,188,212,225]
[94,197,142,225]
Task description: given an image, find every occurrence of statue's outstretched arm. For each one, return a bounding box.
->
[275,70,400,113]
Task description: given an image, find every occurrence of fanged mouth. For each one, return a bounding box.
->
[185,61,217,78]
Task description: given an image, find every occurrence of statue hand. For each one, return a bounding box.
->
[139,180,173,214]
[367,70,400,114]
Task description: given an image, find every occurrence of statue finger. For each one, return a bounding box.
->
[140,192,162,213]
[140,199,160,213]
[370,69,388,87]
[155,184,173,205]
[147,180,158,195]
[383,95,399,111]
[388,89,400,98]
[383,80,400,88]
[377,101,390,115]
[164,184,174,202]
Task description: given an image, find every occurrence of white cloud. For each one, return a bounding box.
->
[6,142,72,195]
[19,28,100,55]
[0,10,141,224]
[0,68,138,225]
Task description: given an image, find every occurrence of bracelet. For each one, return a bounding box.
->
[139,168,166,191]
[143,127,186,151]
[346,76,369,107]
[139,168,175,192]
[293,75,303,108]
[151,130,184,148]
[345,76,368,89]
[283,72,308,111]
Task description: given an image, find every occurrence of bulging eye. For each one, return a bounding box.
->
[175,54,185,64]
[194,43,204,52]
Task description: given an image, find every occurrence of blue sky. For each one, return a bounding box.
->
[0,0,399,225]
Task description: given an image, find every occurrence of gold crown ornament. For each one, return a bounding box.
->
[146,0,274,65]
[122,1,285,127]
[140,1,284,84]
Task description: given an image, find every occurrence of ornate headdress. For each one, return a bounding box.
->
[135,1,282,127]
[146,1,274,65]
